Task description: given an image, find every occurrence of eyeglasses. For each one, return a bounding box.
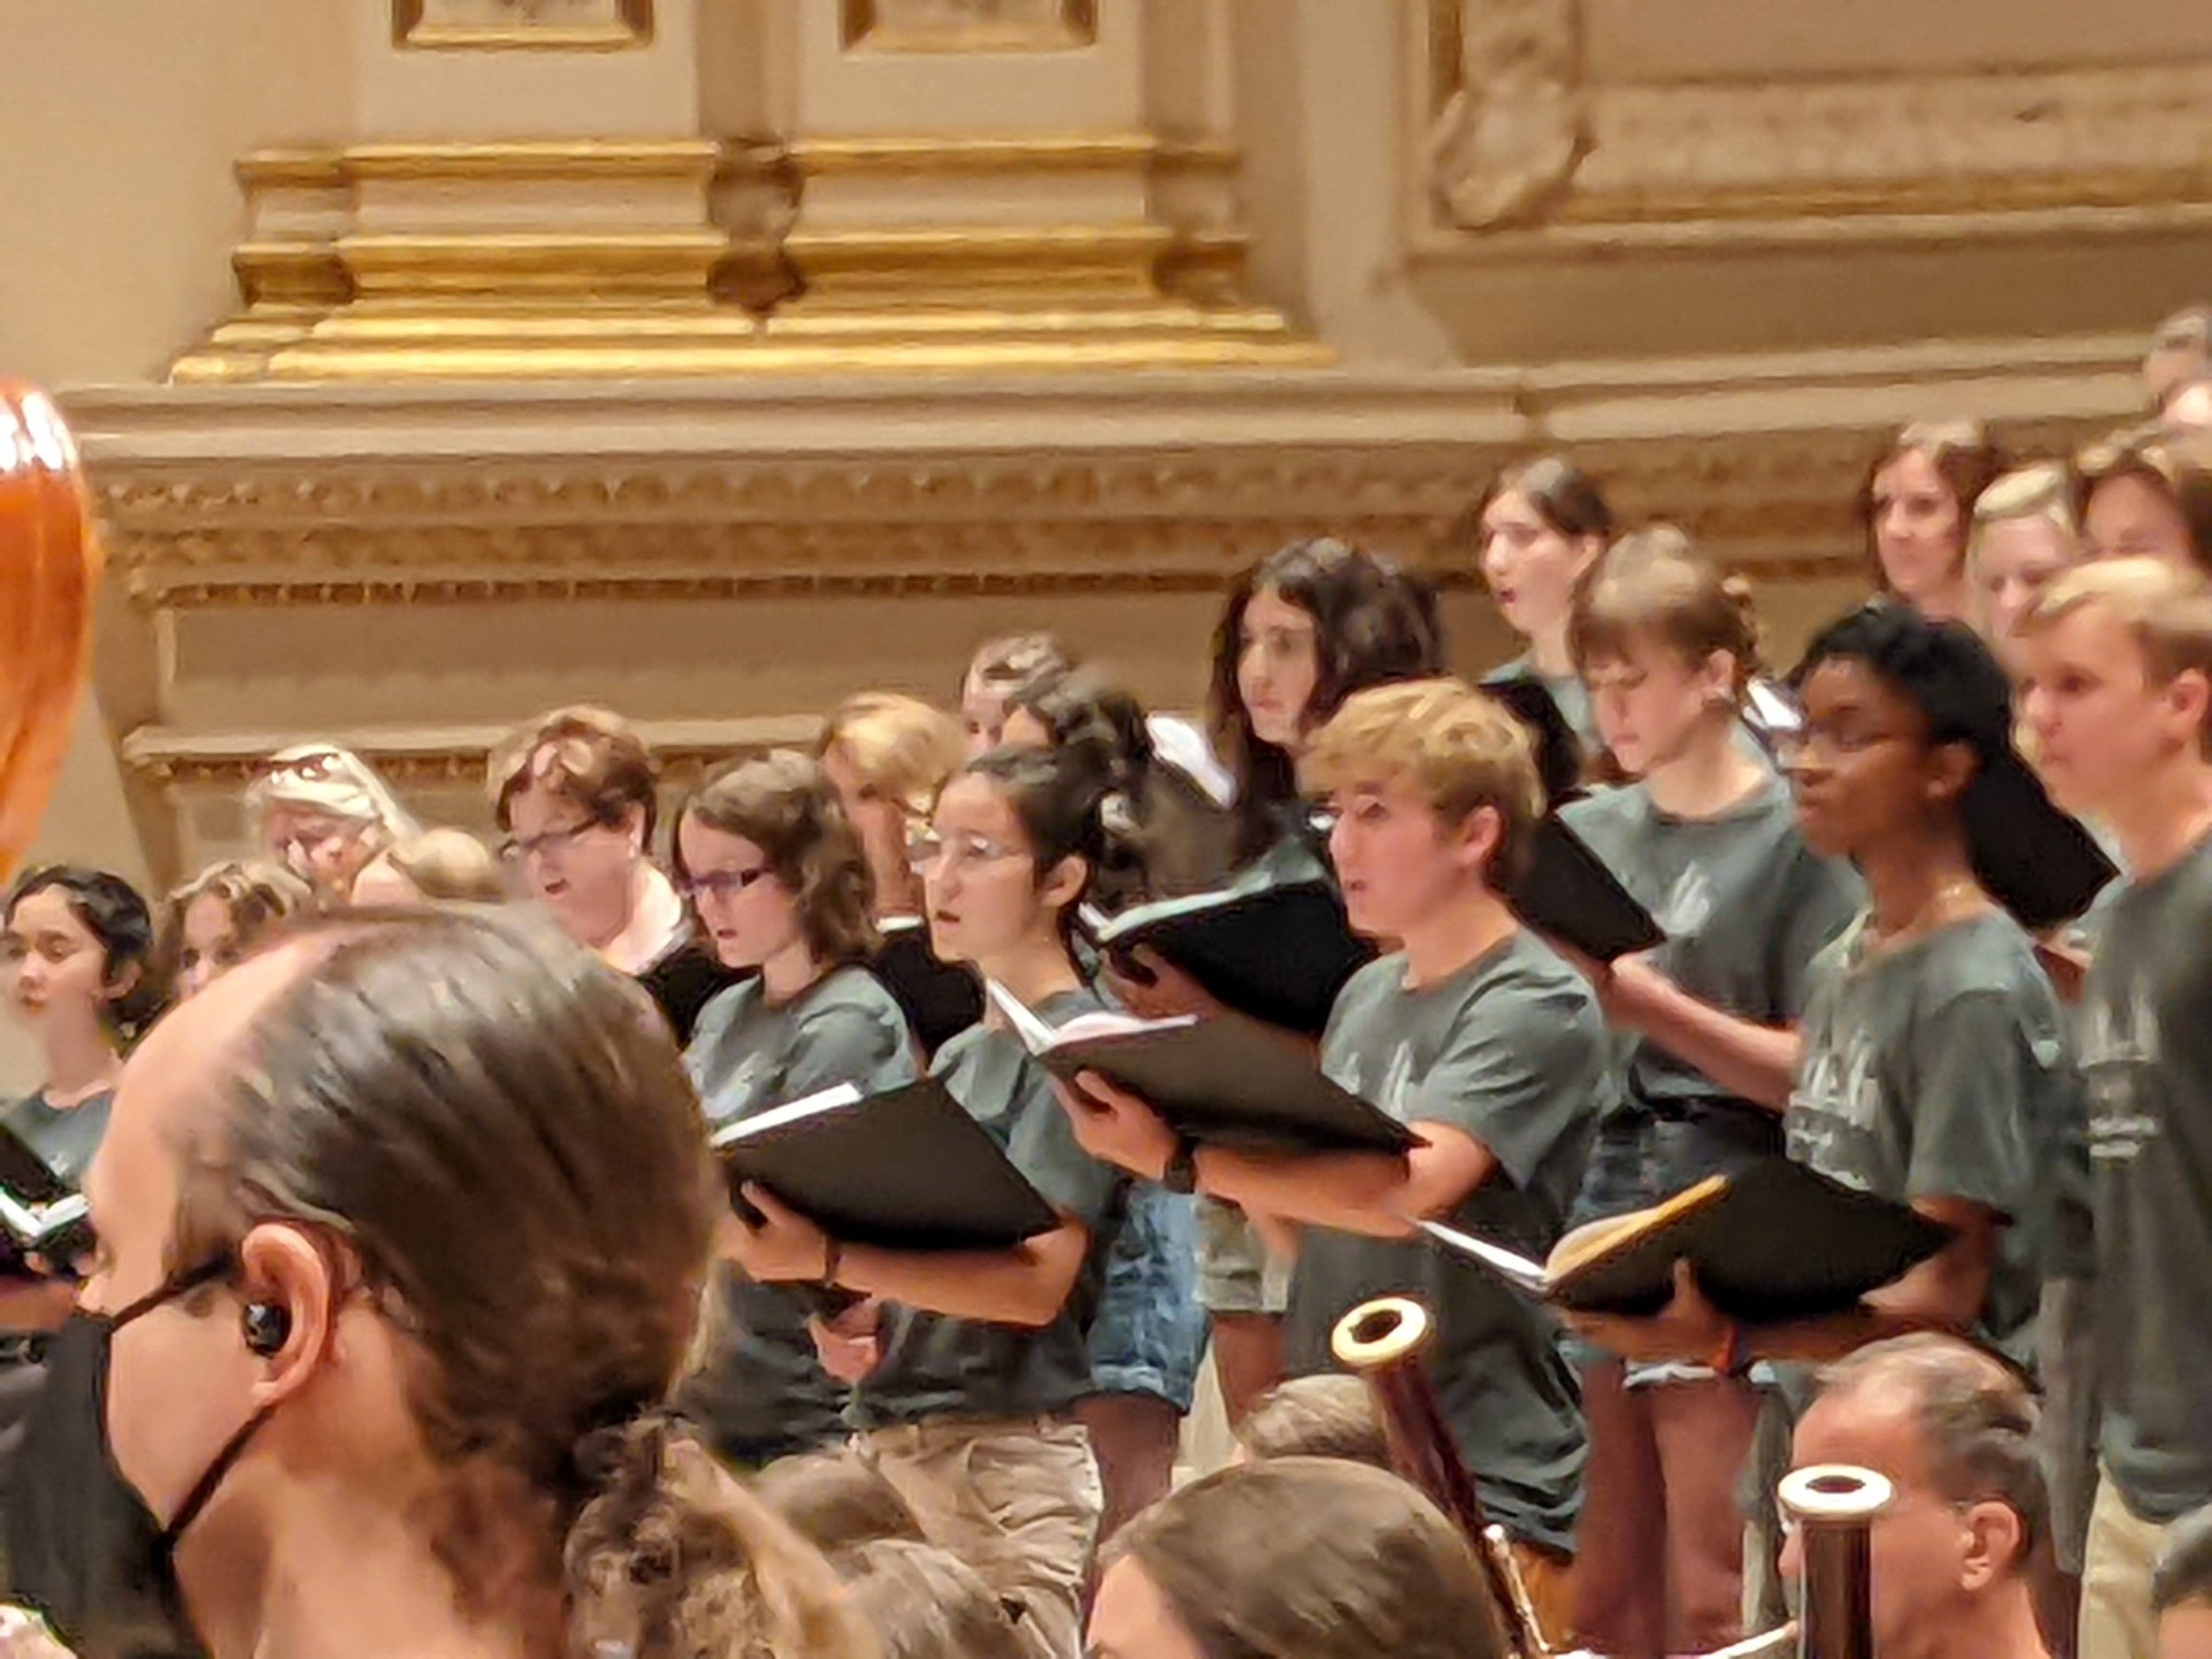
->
[498,818,602,864]
[1770,725,1917,769]
[907,830,1024,876]
[251,749,346,785]
[678,865,772,903]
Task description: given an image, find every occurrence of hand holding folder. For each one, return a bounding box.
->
[1420,1158,1951,1327]
[0,1125,92,1277]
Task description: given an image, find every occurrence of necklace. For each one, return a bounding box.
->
[1867,877,1983,953]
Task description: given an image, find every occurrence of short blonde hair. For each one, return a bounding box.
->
[1972,462,2079,545]
[2024,557,2212,701]
[1299,678,1544,887]
[379,829,506,904]
[817,693,966,820]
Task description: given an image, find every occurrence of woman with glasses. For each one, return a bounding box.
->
[669,750,920,1472]
[726,747,1129,1659]
[485,705,737,1043]
[244,743,418,906]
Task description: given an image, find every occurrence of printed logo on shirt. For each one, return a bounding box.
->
[1654,866,1715,940]
[1376,1042,1419,1125]
[2080,979,2162,1164]
[1785,1024,1881,1189]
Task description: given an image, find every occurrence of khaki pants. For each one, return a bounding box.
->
[2080,1472,2167,1659]
[856,1416,1102,1659]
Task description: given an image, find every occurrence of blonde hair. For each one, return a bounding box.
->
[965,634,1070,701]
[161,858,312,979]
[245,744,419,841]
[1568,524,1763,698]
[1299,678,1544,888]
[377,829,506,904]
[2024,557,2212,695]
[817,694,966,821]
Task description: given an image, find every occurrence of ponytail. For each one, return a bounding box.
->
[565,1414,880,1659]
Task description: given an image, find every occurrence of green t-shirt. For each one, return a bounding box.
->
[677,966,919,1463]
[1563,775,1863,1125]
[1283,931,1607,1555]
[2080,830,2212,1522]
[1786,910,2070,1364]
[1,1091,111,1193]
[853,986,1129,1428]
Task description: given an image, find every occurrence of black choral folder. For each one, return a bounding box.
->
[710,1078,1059,1254]
[1423,1157,1953,1325]
[1079,879,1372,1038]
[1485,672,1586,808]
[990,984,1418,1158]
[1512,816,1666,963]
[0,1124,91,1271]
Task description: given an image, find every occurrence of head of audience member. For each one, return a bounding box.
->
[1785,1336,2047,1659]
[2153,1503,2212,1659]
[1859,420,2008,624]
[4,865,164,1067]
[2146,305,2212,414]
[2077,433,2212,574]
[2019,557,2212,828]
[961,633,1073,758]
[1209,538,1446,863]
[245,744,419,905]
[1088,1457,1508,1659]
[163,860,311,1001]
[917,748,1101,978]
[1967,463,2083,680]
[835,1539,1027,1659]
[1786,603,2012,874]
[1569,524,1763,780]
[1299,679,1543,947]
[1002,665,1231,907]
[818,692,968,925]
[349,829,505,907]
[1232,1374,1394,1471]
[672,750,877,998]
[78,907,874,1659]
[1475,455,1613,671]
[488,707,664,960]
[751,1450,926,1555]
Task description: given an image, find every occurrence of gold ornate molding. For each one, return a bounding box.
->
[1416,10,2212,254]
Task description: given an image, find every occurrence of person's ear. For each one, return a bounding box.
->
[2162,668,2211,748]
[1700,649,1740,710]
[1956,1497,2025,1593]
[1450,804,1503,879]
[1924,741,1978,810]
[1038,853,1089,914]
[234,1223,347,1406]
[618,804,648,859]
[102,957,143,1010]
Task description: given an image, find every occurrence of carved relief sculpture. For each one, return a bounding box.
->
[841,0,1097,54]
[393,0,653,50]
[1427,0,1589,231]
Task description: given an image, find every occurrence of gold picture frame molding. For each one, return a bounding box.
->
[392,0,653,51]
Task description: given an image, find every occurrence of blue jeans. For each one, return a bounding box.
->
[1087,1184,1206,1410]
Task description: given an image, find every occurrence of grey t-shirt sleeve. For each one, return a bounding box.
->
[1770,853,1866,1019]
[783,999,916,1100]
[1903,987,2043,1219]
[1004,1064,1124,1233]
[1409,977,1601,1192]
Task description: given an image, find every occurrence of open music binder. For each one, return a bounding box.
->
[1421,1157,1953,1324]
[710,1078,1061,1254]
[989,982,1419,1157]
[0,1124,92,1271]
[1078,878,1372,1039]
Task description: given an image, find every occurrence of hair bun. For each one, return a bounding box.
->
[568,1400,669,1498]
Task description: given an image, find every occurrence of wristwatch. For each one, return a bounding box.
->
[1162,1135,1202,1195]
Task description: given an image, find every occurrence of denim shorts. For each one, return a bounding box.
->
[1087,1184,1207,1409]
[1571,1103,1783,1231]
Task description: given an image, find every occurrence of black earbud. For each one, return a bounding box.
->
[242,1302,291,1358]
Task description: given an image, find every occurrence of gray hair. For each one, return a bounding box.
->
[1816,1334,2047,1564]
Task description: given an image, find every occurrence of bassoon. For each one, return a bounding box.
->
[1331,1295,1548,1659]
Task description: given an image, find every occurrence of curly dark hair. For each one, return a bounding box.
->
[4,864,166,1046]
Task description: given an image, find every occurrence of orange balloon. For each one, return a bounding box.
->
[0,381,100,883]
